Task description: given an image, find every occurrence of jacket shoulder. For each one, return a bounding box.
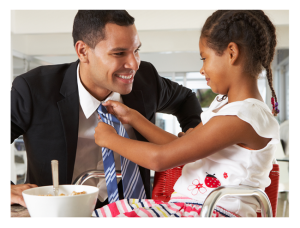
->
[18,62,72,81]
[139,60,158,72]
[12,62,75,95]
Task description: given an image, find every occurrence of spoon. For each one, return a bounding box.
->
[51,160,59,196]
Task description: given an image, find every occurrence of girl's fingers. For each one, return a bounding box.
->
[103,100,116,107]
[28,184,38,188]
[102,101,116,115]
[106,105,115,115]
[102,100,110,106]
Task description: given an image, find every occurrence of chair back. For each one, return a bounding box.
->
[152,164,280,217]
[257,164,280,217]
[152,165,184,202]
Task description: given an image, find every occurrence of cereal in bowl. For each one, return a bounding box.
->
[38,191,86,196]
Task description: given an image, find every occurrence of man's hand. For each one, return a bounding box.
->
[11,184,38,207]
[178,128,194,137]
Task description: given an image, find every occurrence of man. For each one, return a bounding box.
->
[11,10,202,209]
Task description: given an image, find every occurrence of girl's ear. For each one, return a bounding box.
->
[227,42,239,65]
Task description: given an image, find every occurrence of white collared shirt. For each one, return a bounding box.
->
[71,63,137,202]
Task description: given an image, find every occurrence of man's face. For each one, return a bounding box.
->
[86,23,141,96]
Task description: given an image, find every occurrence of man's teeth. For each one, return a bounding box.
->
[117,74,133,79]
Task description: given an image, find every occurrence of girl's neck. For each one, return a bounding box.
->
[226,76,263,104]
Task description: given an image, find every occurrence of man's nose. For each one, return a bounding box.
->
[124,53,140,71]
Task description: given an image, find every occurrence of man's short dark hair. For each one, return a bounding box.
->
[72,10,135,48]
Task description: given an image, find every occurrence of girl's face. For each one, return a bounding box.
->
[199,37,231,95]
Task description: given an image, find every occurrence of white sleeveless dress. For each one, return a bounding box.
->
[93,95,280,217]
[173,95,280,217]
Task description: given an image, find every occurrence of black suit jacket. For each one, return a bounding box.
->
[11,60,202,205]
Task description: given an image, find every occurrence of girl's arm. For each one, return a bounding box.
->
[102,100,198,145]
[95,115,271,172]
[128,109,179,144]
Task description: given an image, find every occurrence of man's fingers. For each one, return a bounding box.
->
[178,128,194,137]
[19,184,37,191]
[28,184,38,188]
[15,195,27,208]
[11,191,26,208]
[11,183,38,207]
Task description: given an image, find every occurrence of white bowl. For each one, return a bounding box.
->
[22,185,99,217]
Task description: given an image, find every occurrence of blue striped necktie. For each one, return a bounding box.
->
[97,104,146,203]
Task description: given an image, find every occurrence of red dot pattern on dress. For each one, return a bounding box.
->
[223,172,228,179]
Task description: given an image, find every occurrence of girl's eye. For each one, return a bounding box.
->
[200,58,206,61]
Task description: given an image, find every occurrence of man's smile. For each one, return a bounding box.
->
[114,73,135,84]
[116,74,134,79]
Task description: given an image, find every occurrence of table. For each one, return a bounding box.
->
[11,204,30,217]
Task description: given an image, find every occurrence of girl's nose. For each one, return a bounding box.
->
[200,67,205,75]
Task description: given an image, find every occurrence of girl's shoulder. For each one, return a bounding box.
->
[227,98,279,142]
[219,98,273,118]
[203,96,280,142]
[209,95,272,117]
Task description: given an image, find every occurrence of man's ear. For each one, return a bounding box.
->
[227,42,239,65]
[75,41,89,63]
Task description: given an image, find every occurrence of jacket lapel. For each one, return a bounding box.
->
[122,90,147,142]
[57,60,80,184]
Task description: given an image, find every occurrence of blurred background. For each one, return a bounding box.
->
[11,10,289,216]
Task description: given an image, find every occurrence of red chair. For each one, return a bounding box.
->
[152,164,280,217]
[152,165,184,202]
[257,163,280,217]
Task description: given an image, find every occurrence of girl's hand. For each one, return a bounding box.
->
[94,122,118,148]
[101,100,134,124]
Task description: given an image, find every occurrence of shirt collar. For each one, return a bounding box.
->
[77,63,121,119]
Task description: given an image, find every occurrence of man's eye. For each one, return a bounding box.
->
[134,48,140,53]
[114,52,124,56]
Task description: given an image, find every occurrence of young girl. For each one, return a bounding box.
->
[93,10,280,217]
